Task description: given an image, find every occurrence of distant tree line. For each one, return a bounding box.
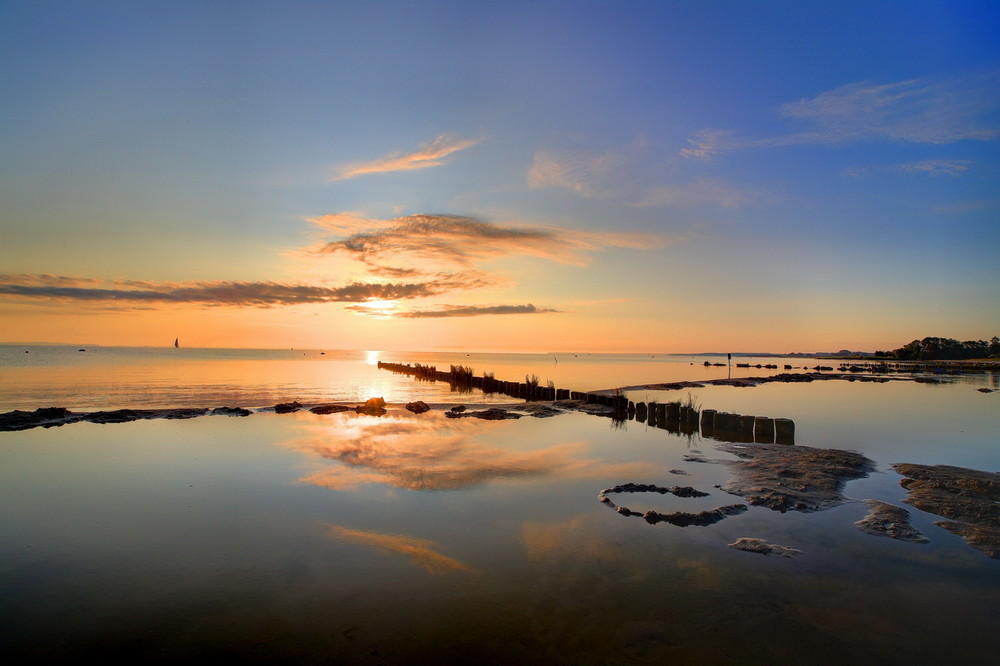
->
[873,336,1000,360]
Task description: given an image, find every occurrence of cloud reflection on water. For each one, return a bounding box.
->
[292,412,590,491]
[329,524,471,575]
[289,411,654,492]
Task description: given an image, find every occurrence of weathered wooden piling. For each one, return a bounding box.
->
[754,416,775,443]
[665,402,680,421]
[775,418,795,444]
[701,409,717,429]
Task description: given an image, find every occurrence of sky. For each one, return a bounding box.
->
[1,0,998,353]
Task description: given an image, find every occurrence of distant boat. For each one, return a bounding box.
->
[174,338,179,348]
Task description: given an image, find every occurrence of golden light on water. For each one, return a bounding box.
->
[365,350,380,366]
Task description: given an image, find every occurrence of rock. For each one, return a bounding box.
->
[519,404,565,418]
[0,407,76,431]
[977,388,994,393]
[448,405,466,413]
[716,442,876,512]
[274,401,303,414]
[85,408,209,424]
[598,483,746,527]
[355,397,387,416]
[893,463,1000,558]
[642,504,747,527]
[309,404,351,415]
[728,537,801,557]
[211,406,252,417]
[446,407,521,420]
[854,500,928,543]
[404,401,430,414]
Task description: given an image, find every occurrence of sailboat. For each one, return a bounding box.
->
[174,338,179,348]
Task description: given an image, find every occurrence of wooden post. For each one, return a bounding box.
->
[754,417,775,443]
[775,418,795,444]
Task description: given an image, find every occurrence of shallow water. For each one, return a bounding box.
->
[1,373,998,663]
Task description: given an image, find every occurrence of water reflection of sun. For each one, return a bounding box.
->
[365,350,380,366]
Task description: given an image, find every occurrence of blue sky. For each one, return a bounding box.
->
[1,1,998,351]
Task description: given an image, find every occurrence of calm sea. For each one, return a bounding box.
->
[0,344,890,411]
[2,344,997,662]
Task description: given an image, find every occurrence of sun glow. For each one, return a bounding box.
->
[360,299,397,312]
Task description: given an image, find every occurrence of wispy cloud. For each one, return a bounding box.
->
[631,178,759,209]
[843,159,973,178]
[348,303,561,318]
[682,71,1000,158]
[307,213,657,272]
[329,525,471,575]
[528,141,762,210]
[331,134,480,180]
[0,274,479,308]
[527,149,625,197]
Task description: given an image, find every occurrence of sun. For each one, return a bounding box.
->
[358,299,397,312]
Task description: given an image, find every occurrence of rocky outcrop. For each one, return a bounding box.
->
[274,401,303,414]
[854,500,928,543]
[404,401,430,414]
[716,442,876,512]
[893,463,1000,558]
[728,537,801,557]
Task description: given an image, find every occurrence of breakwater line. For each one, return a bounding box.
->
[376,361,795,444]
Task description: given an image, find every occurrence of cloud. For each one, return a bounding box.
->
[527,149,625,197]
[843,159,973,178]
[329,525,471,575]
[0,273,103,288]
[347,303,561,318]
[0,274,480,308]
[631,178,759,209]
[331,134,480,180]
[308,213,657,271]
[679,129,738,160]
[682,71,1000,158]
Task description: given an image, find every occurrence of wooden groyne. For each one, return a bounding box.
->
[376,361,599,403]
[376,361,795,443]
[621,401,795,444]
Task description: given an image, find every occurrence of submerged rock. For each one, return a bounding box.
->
[893,463,1000,558]
[404,401,430,414]
[716,442,876,512]
[728,537,802,557]
[854,500,928,543]
[309,404,351,415]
